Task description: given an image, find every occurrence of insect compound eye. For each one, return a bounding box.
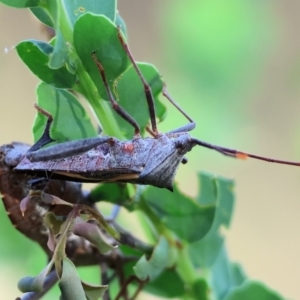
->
[174,140,184,150]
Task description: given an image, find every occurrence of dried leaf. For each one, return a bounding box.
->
[73,219,117,254]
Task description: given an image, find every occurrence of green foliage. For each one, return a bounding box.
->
[134,237,170,281]
[0,0,287,299]
[189,174,234,267]
[16,40,76,88]
[34,82,97,143]
[143,175,217,243]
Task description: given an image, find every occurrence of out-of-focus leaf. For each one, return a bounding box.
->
[82,281,108,300]
[63,1,116,25]
[73,218,117,253]
[0,0,40,7]
[192,279,209,300]
[30,7,54,27]
[143,269,185,298]
[166,1,273,97]
[196,172,217,205]
[134,237,169,281]
[143,174,216,243]
[59,257,87,300]
[18,259,54,293]
[16,40,76,88]
[189,174,234,267]
[223,280,284,300]
[211,245,247,299]
[89,183,135,209]
[33,82,97,143]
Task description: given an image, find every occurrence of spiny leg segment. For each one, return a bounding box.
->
[117,27,158,136]
[116,26,198,136]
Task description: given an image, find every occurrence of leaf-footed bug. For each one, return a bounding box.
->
[15,27,300,191]
[15,102,300,192]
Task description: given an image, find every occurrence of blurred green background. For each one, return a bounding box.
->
[1,1,300,299]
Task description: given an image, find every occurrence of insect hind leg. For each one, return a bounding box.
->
[117,26,159,136]
[91,51,141,137]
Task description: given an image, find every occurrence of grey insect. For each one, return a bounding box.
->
[15,104,300,191]
[14,27,300,191]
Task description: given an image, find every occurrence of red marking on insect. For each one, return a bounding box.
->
[122,143,134,153]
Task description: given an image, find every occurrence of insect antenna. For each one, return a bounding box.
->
[162,85,195,124]
[192,138,300,167]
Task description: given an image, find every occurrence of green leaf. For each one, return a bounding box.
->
[16,40,76,88]
[33,82,97,143]
[192,279,210,300]
[223,280,285,300]
[134,237,169,281]
[196,172,217,205]
[59,258,87,300]
[18,260,54,293]
[74,13,167,135]
[74,13,131,99]
[143,176,217,243]
[49,29,70,69]
[114,63,167,138]
[143,269,185,298]
[189,174,235,267]
[90,183,135,209]
[30,7,54,27]
[0,0,40,7]
[211,245,247,299]
[81,281,108,300]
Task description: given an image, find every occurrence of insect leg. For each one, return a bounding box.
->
[91,51,141,137]
[26,135,113,162]
[192,138,300,166]
[26,104,114,162]
[166,122,196,134]
[27,177,49,190]
[117,27,158,136]
[28,104,55,153]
